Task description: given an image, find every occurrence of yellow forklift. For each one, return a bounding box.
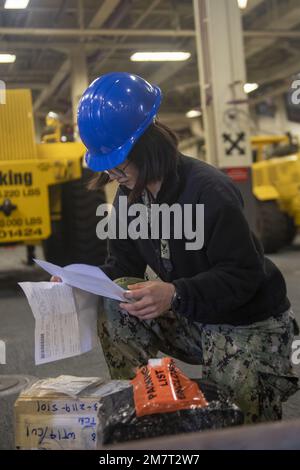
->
[252,134,300,253]
[0,89,107,266]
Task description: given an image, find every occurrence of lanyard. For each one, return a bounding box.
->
[141,189,174,280]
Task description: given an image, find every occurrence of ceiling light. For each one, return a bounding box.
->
[4,0,30,9]
[186,109,202,119]
[130,52,191,62]
[0,54,16,63]
[237,0,248,9]
[244,83,259,94]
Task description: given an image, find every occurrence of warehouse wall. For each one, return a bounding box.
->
[252,95,300,136]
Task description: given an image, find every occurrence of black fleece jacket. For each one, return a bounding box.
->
[101,154,290,325]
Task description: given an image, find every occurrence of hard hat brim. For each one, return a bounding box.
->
[84,85,162,172]
[85,138,134,172]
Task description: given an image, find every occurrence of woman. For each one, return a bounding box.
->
[53,72,298,424]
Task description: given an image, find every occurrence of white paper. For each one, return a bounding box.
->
[32,376,103,397]
[34,259,126,301]
[19,282,99,365]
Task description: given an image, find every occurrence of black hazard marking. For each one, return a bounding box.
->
[223,132,246,156]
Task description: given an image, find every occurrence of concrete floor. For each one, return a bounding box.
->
[0,239,300,448]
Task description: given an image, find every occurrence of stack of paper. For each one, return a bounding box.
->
[34,259,125,301]
[19,282,98,365]
[19,260,127,365]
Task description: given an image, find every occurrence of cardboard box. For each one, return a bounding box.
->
[14,376,129,450]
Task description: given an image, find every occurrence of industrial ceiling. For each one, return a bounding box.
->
[0,0,300,131]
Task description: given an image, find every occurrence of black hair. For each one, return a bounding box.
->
[88,120,179,203]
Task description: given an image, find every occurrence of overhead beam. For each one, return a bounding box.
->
[249,55,300,85]
[88,0,121,28]
[91,0,162,73]
[0,42,70,54]
[149,61,190,85]
[149,46,195,85]
[244,0,300,60]
[0,1,264,18]
[4,27,300,40]
[33,59,71,111]
[33,0,121,112]
[249,83,289,106]
[0,40,177,52]
[1,71,51,78]
[244,30,300,39]
[0,26,195,38]
[242,0,265,14]
[5,82,46,90]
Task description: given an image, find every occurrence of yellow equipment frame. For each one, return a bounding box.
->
[251,136,300,226]
[0,89,85,244]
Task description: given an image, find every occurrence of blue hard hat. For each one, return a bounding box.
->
[77,72,162,172]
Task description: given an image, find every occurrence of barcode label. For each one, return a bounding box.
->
[40,333,45,359]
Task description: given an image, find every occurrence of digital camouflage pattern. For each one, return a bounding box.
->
[98,277,299,424]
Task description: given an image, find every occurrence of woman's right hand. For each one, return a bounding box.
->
[50,276,62,282]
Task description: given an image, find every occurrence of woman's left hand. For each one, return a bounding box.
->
[119,281,175,320]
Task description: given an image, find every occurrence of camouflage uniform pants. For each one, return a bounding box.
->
[98,277,299,424]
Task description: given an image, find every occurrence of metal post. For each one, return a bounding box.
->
[193,0,256,230]
[70,47,89,140]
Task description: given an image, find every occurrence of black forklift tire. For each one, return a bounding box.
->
[43,168,107,266]
[256,200,288,254]
[285,214,298,246]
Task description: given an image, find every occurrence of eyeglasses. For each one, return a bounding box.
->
[104,160,130,179]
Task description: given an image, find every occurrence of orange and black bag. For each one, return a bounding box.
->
[131,357,208,417]
[97,358,244,445]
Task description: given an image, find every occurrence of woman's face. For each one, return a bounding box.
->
[105,160,138,190]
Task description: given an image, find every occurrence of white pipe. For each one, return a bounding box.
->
[0,27,196,37]
[0,27,298,39]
